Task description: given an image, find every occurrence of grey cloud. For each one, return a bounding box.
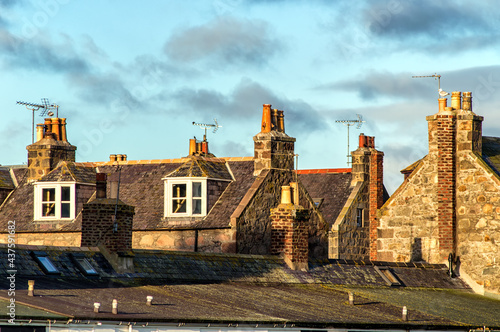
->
[318,71,434,101]
[164,17,282,67]
[0,30,89,73]
[363,0,500,52]
[172,78,327,134]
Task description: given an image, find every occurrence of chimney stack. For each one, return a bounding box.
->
[254,104,296,176]
[27,117,76,181]
[81,173,135,273]
[270,184,310,270]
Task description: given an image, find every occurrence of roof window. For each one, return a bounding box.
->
[31,251,60,275]
[70,254,98,276]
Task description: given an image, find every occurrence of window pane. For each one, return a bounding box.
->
[76,258,98,275]
[61,186,71,201]
[172,199,186,213]
[192,182,202,197]
[61,203,71,218]
[38,256,58,273]
[42,203,55,217]
[172,184,186,198]
[42,188,55,202]
[193,199,202,214]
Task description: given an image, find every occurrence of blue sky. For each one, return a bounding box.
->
[1,0,499,194]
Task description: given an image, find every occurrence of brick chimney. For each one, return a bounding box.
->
[27,117,76,181]
[270,184,310,270]
[351,134,384,260]
[427,96,457,261]
[254,104,296,176]
[81,173,135,273]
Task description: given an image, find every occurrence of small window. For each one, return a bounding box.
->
[312,198,324,208]
[31,251,60,275]
[34,183,76,220]
[71,254,98,276]
[164,178,207,217]
[356,208,363,227]
[375,266,402,287]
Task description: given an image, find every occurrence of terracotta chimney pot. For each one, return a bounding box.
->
[189,138,197,155]
[36,124,44,142]
[109,154,117,162]
[60,118,68,142]
[271,109,279,131]
[438,98,447,113]
[277,110,285,133]
[261,104,272,133]
[51,118,61,141]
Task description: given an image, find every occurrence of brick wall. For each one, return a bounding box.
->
[270,200,310,270]
[81,199,135,253]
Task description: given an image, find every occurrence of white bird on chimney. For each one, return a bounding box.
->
[438,88,449,97]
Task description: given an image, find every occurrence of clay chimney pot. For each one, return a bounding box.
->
[261,104,272,133]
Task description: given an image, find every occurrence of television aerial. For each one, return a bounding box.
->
[17,98,59,143]
[412,74,445,97]
[192,118,222,141]
[336,114,365,166]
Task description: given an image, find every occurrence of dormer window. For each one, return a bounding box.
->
[34,183,76,220]
[164,178,207,217]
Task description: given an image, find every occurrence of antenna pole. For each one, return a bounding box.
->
[17,99,59,143]
[412,74,441,94]
[336,114,365,166]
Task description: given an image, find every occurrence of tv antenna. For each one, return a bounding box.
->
[17,98,59,143]
[192,118,222,140]
[336,114,365,166]
[412,74,445,97]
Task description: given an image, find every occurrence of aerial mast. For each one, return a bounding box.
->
[192,118,222,141]
[336,114,365,166]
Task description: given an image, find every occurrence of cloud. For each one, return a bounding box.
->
[0,30,90,73]
[164,17,282,67]
[317,71,434,101]
[172,78,327,134]
[363,0,500,52]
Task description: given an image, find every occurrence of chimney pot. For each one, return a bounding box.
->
[60,118,68,142]
[280,185,292,205]
[261,104,272,133]
[402,306,408,321]
[28,280,35,297]
[289,182,298,206]
[96,173,107,199]
[277,110,285,133]
[348,292,354,305]
[271,109,279,131]
[94,302,100,313]
[109,154,117,162]
[51,118,61,141]
[462,91,472,112]
[451,91,461,110]
[189,138,197,155]
[147,296,153,306]
[36,124,44,142]
[438,98,447,113]
[359,134,367,148]
[117,154,123,162]
[112,299,118,314]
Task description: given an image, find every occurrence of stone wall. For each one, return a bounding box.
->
[455,152,500,296]
[377,155,440,263]
[0,232,81,247]
[235,169,328,258]
[329,182,369,260]
[132,228,236,253]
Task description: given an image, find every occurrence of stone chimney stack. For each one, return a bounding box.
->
[254,104,296,176]
[456,92,483,154]
[27,117,76,181]
[81,173,135,273]
[270,184,310,270]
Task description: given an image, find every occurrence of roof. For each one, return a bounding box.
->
[39,161,96,183]
[298,170,353,222]
[2,244,499,328]
[165,156,233,180]
[482,136,500,176]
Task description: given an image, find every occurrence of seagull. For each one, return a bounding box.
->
[438,88,449,97]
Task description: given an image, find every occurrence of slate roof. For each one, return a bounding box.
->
[0,167,14,189]
[40,161,96,183]
[297,170,353,222]
[1,244,499,328]
[482,136,500,176]
[165,156,233,180]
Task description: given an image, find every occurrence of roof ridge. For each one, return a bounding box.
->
[296,168,352,174]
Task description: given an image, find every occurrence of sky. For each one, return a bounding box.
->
[1,0,499,194]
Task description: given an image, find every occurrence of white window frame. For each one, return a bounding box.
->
[164,178,207,218]
[34,182,76,220]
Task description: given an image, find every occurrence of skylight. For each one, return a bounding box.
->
[31,251,60,274]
